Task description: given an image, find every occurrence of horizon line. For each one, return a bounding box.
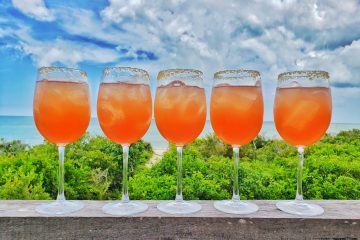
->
[0,115,359,125]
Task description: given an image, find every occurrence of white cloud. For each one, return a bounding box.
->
[4,0,360,81]
[12,0,54,21]
[97,0,360,115]
[2,0,360,121]
[55,8,133,46]
[100,0,360,123]
[101,0,143,23]
[20,39,119,67]
[296,40,360,87]
[2,23,119,67]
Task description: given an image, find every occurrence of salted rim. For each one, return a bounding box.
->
[38,66,87,78]
[157,69,203,80]
[103,67,149,78]
[214,70,260,79]
[278,70,329,81]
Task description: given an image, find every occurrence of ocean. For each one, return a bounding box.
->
[0,116,359,149]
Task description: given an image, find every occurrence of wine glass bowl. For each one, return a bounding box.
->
[210,70,263,214]
[97,67,152,144]
[211,70,263,146]
[274,71,332,146]
[154,69,206,146]
[274,70,332,216]
[34,67,90,145]
[33,67,90,215]
[97,67,152,216]
[154,69,206,214]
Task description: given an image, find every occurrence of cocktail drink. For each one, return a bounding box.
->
[97,67,152,216]
[155,69,206,214]
[211,85,263,145]
[98,82,152,144]
[155,81,206,145]
[33,67,90,215]
[34,81,90,144]
[274,71,332,216]
[274,87,331,146]
[210,70,263,214]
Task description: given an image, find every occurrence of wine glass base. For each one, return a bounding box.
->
[214,200,259,214]
[276,200,324,216]
[102,201,148,216]
[36,200,84,215]
[157,200,201,214]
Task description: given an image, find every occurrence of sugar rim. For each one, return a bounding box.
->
[278,71,329,81]
[214,70,260,79]
[103,67,149,79]
[157,69,203,80]
[38,67,87,78]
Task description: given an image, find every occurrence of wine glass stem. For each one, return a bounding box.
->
[175,146,183,201]
[57,145,65,201]
[122,144,130,203]
[296,146,305,201]
[232,146,240,201]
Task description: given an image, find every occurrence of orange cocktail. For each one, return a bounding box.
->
[98,67,151,216]
[97,82,152,144]
[274,87,332,146]
[210,85,263,145]
[34,80,90,145]
[154,81,206,146]
[274,71,332,217]
[210,70,263,215]
[155,69,205,214]
[33,67,90,215]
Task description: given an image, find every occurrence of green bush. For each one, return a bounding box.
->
[0,130,359,200]
[0,134,153,200]
[130,146,231,200]
[131,131,360,200]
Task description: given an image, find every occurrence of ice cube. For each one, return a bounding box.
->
[195,104,206,117]
[165,80,185,87]
[99,103,125,126]
[68,88,89,105]
[287,81,302,88]
[126,86,138,100]
[234,100,255,112]
[283,100,320,130]
[128,76,146,84]
[136,85,150,99]
[311,88,330,98]
[183,98,204,115]
[238,89,258,101]
[156,85,183,109]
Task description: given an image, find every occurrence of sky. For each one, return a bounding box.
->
[0,0,360,123]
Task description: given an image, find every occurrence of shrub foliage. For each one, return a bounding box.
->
[1,130,359,200]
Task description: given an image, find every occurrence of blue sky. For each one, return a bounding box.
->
[1,0,360,123]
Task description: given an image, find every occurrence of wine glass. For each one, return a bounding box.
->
[274,70,332,216]
[154,69,206,214]
[97,67,152,216]
[210,70,263,214]
[33,67,91,215]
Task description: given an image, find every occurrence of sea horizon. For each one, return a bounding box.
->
[1,115,360,150]
[1,114,360,125]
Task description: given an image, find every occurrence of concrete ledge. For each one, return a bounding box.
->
[0,200,359,239]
